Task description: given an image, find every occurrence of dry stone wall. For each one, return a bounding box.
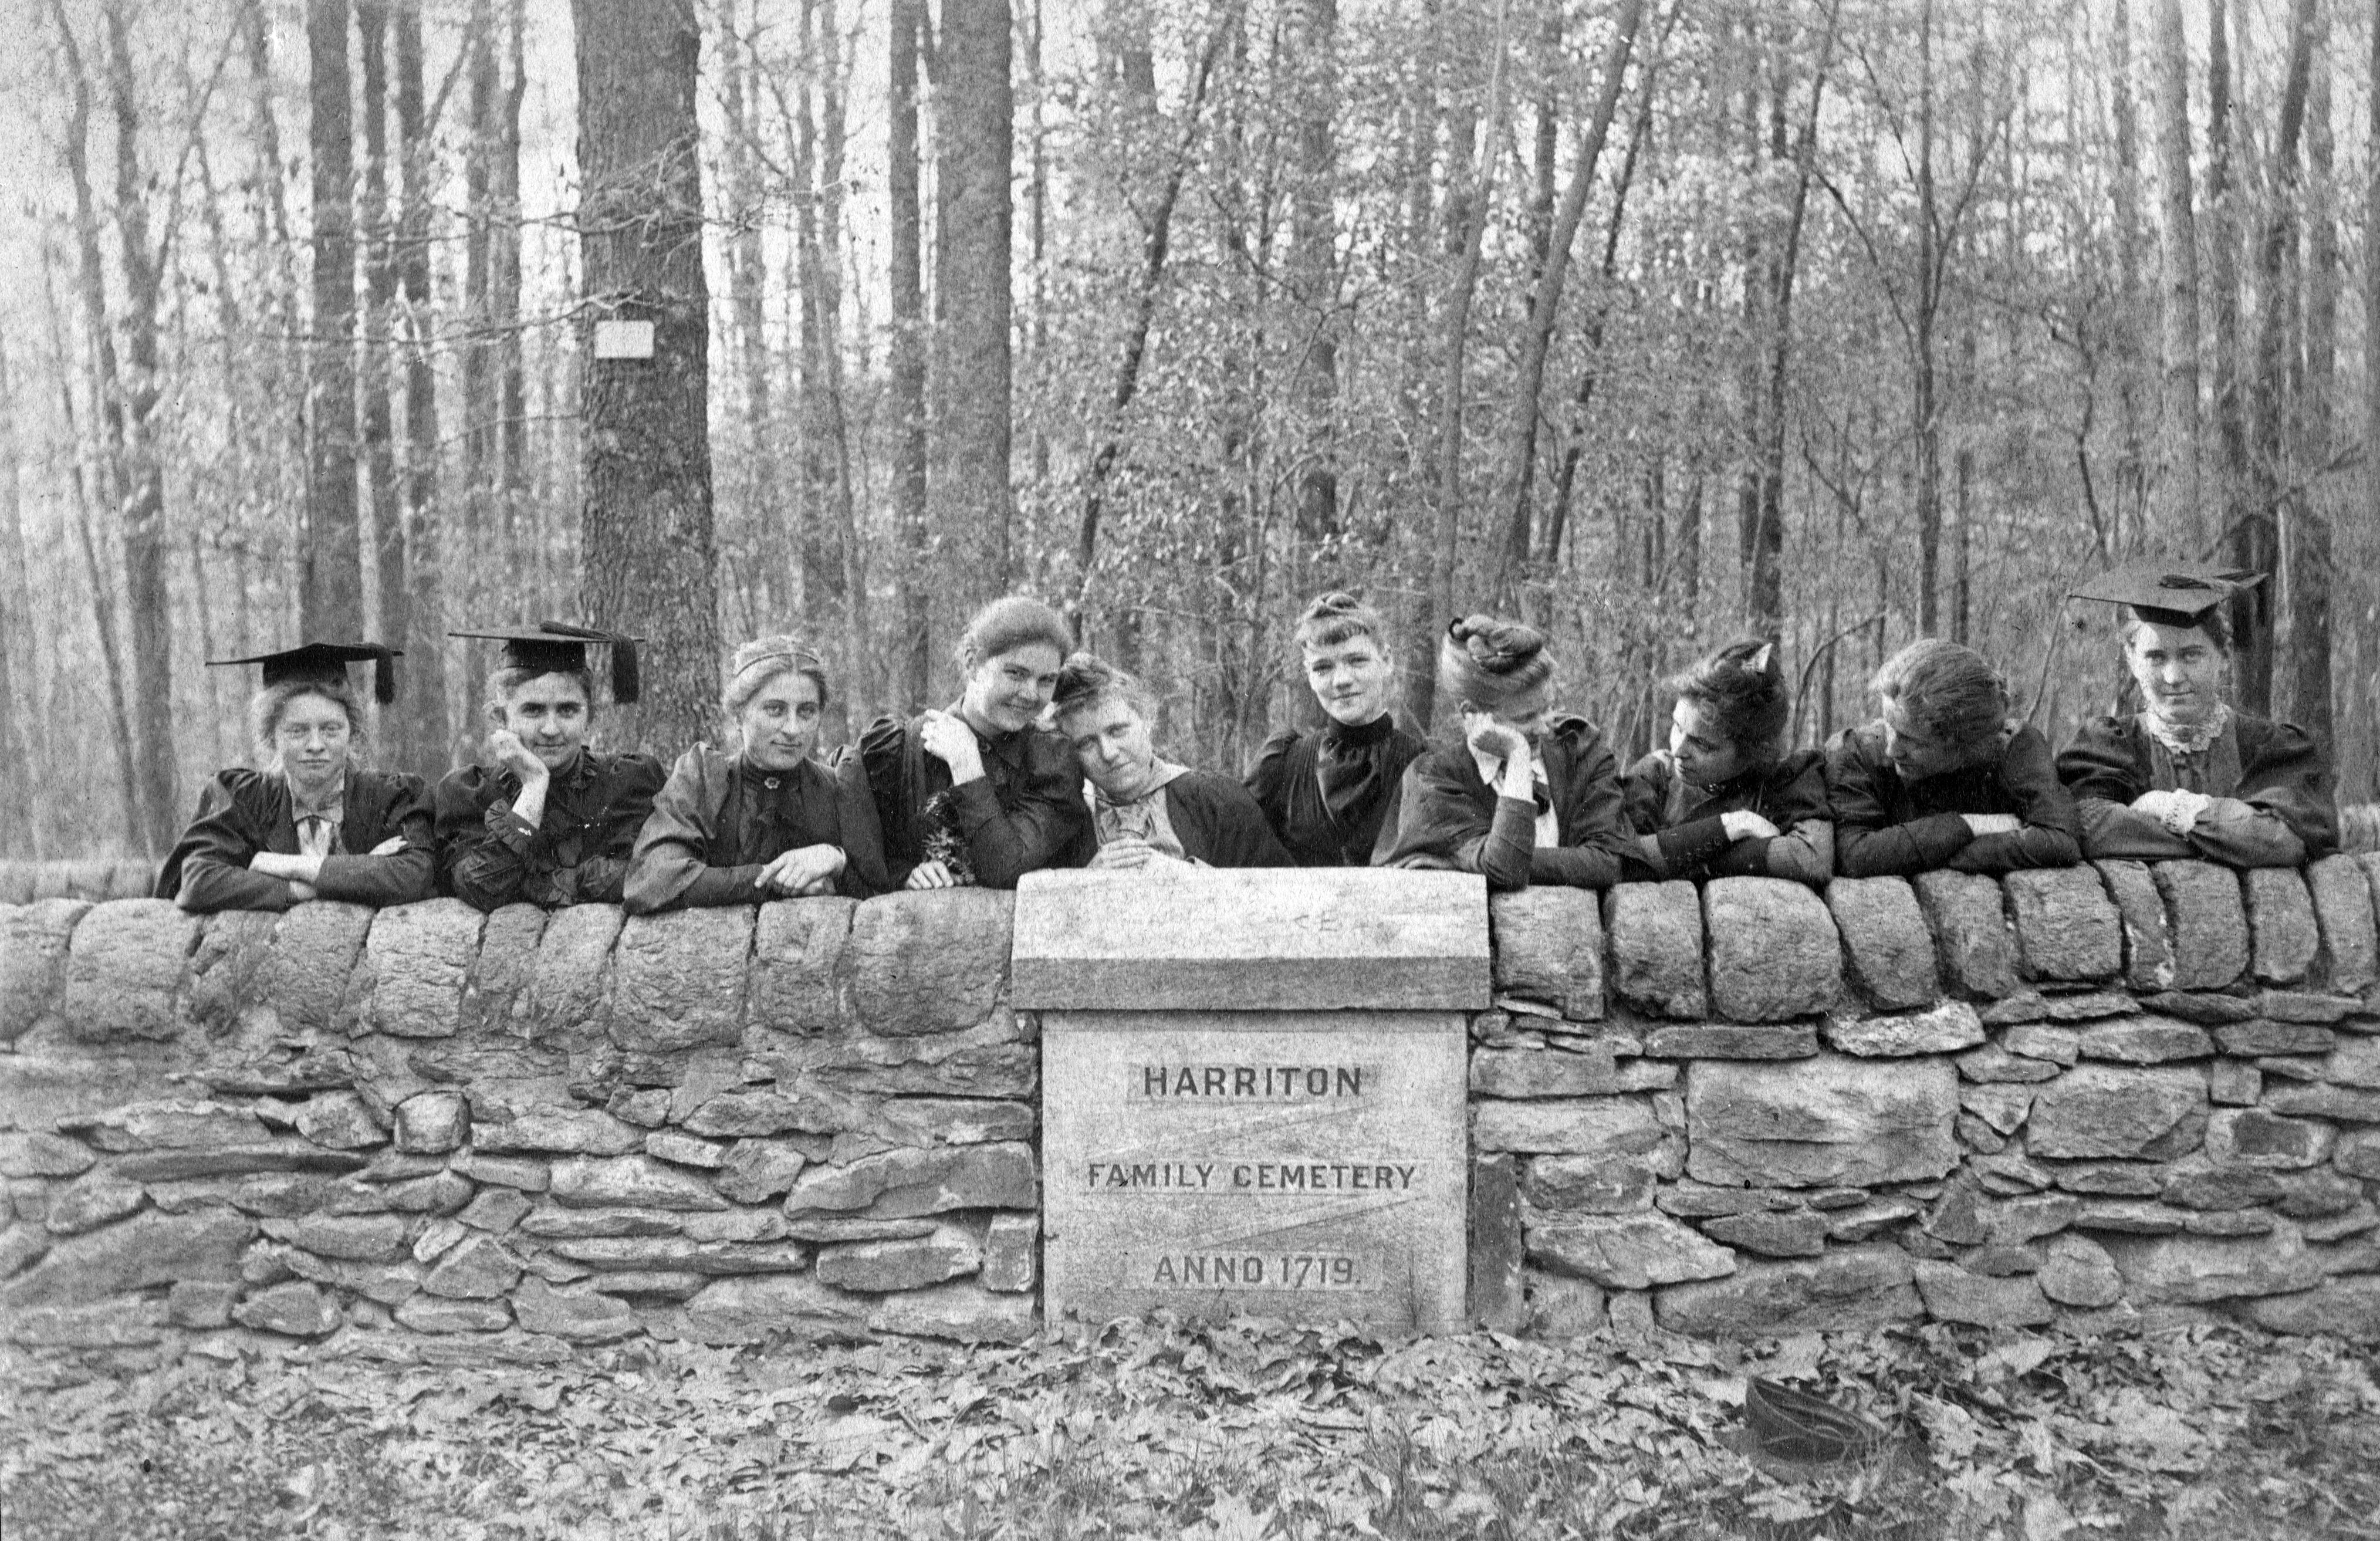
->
[1475,859,2380,1343]
[0,893,1040,1363]
[8,853,2380,1361]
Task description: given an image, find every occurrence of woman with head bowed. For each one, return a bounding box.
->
[1621,641,1833,885]
[1051,653,1292,871]
[2055,566,2335,866]
[1380,616,1635,890]
[1245,592,1426,867]
[1827,638,2080,877]
[856,596,1088,890]
[623,638,890,913]
[155,642,435,913]
[434,623,667,910]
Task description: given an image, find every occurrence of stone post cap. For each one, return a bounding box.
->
[1010,867,1490,1012]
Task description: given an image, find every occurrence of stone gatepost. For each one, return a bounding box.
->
[1014,868,1489,1333]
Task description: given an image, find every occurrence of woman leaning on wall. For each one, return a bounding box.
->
[1245,592,1426,868]
[1380,616,1635,891]
[434,623,667,911]
[623,637,890,911]
[854,596,1089,890]
[1621,640,1833,885]
[154,641,434,913]
[2055,565,2337,867]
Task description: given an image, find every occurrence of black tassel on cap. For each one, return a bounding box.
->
[537,619,642,705]
[373,648,398,704]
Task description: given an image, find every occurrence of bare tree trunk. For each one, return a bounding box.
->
[718,0,781,624]
[889,0,929,708]
[2206,1,2254,689]
[2151,0,2201,547]
[932,0,1014,601]
[1914,0,1940,635]
[2283,0,2332,741]
[462,0,495,609]
[1411,0,1511,735]
[0,337,46,858]
[305,0,364,640]
[2108,0,2148,539]
[102,2,178,854]
[1290,0,1340,550]
[794,0,845,611]
[2240,0,2314,718]
[1488,0,1644,604]
[395,0,450,773]
[360,0,401,664]
[572,0,722,751]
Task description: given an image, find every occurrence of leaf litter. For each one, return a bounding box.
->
[2,1312,2377,1539]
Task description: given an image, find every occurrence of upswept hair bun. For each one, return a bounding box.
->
[1051,651,1158,725]
[1872,638,2009,748]
[955,596,1072,671]
[1437,614,1553,709]
[1669,640,1788,759]
[724,636,829,718]
[1292,591,1390,654]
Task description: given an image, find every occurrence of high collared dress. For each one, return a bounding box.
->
[1245,712,1426,868]
[855,707,1088,889]
[155,766,435,912]
[1378,714,1635,891]
[1827,720,2081,877]
[2055,708,2336,866]
[623,746,891,912]
[434,747,666,910]
[1620,748,1834,884]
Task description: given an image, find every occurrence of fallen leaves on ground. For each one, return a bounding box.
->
[2,1313,2378,1540]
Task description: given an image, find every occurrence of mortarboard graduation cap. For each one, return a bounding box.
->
[450,620,641,705]
[207,641,400,704]
[2068,563,2266,631]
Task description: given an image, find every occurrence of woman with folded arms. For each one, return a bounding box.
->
[1622,640,1832,884]
[1827,638,2080,877]
[1052,653,1290,870]
[1380,616,1634,891]
[1246,592,1426,867]
[624,637,890,912]
[435,623,665,910]
[155,642,434,913]
[2056,565,2335,866]
[856,596,1088,889]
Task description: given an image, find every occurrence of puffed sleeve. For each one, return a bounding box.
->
[1177,771,1295,868]
[2055,715,2147,806]
[623,749,742,914]
[1381,751,1500,877]
[1243,728,1302,845]
[436,766,530,913]
[163,772,297,913]
[312,773,435,907]
[570,753,667,906]
[1830,726,1973,877]
[1950,725,2081,873]
[1525,728,1628,890]
[948,731,1089,889]
[829,746,894,898]
[2215,718,2337,861]
[1709,752,1834,886]
[1620,751,1726,880]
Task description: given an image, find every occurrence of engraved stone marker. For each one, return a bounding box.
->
[1017,868,1489,1332]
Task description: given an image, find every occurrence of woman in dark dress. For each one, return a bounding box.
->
[624,638,889,912]
[1380,616,1634,891]
[2055,566,2336,865]
[155,642,434,913]
[1051,653,1291,871]
[1621,640,1833,884]
[1827,638,2080,877]
[435,623,666,910]
[1246,592,1425,867]
[856,596,1088,890]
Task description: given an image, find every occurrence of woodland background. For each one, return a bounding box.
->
[0,0,2373,861]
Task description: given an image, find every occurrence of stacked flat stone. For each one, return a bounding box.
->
[0,893,1040,1359]
[1473,859,2380,1343]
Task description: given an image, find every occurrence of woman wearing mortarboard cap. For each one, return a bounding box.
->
[622,637,891,912]
[435,623,667,910]
[1826,638,2081,877]
[1620,640,1834,885]
[2054,566,2337,866]
[154,642,435,912]
[1378,615,1635,889]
